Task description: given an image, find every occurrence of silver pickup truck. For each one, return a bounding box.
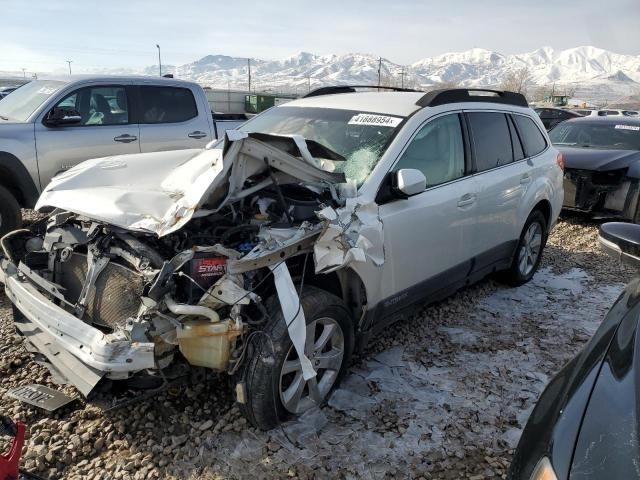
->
[0,75,246,235]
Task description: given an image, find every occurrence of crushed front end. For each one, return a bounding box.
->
[563,167,640,220]
[0,132,383,401]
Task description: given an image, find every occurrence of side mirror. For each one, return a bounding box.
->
[392,169,426,198]
[599,222,640,268]
[45,107,82,126]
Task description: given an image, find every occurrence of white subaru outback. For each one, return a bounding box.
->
[0,88,563,429]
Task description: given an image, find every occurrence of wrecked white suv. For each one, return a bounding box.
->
[0,87,563,429]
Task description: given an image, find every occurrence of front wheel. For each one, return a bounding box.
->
[500,210,547,286]
[238,287,354,430]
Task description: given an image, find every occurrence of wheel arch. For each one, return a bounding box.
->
[290,254,368,333]
[532,198,552,233]
[0,152,40,208]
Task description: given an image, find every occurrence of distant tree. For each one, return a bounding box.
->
[432,79,460,89]
[500,66,533,96]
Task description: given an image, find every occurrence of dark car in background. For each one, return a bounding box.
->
[551,117,640,222]
[509,222,640,480]
[534,107,582,130]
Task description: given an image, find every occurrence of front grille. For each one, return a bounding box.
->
[55,253,144,329]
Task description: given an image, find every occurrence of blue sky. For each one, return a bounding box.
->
[2,0,638,74]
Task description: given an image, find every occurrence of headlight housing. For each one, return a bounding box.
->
[530,457,558,480]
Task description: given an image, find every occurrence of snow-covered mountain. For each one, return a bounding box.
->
[6,46,638,103]
[142,46,639,102]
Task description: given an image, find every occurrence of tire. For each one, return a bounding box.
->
[238,286,354,430]
[500,210,547,286]
[0,185,22,237]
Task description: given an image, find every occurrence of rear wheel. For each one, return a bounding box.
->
[0,186,22,237]
[238,287,354,430]
[500,210,547,286]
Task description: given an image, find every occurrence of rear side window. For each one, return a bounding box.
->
[139,86,197,124]
[467,112,513,171]
[513,115,547,157]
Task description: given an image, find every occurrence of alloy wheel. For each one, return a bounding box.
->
[279,317,345,414]
[518,221,543,276]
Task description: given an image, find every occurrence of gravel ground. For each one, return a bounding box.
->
[0,214,634,480]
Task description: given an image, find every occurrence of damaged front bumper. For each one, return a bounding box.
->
[563,168,640,220]
[1,258,154,395]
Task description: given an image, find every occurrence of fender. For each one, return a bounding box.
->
[0,152,40,208]
[517,161,563,234]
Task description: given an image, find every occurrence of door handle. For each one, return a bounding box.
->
[114,134,137,143]
[520,173,532,185]
[457,193,477,208]
[188,131,208,139]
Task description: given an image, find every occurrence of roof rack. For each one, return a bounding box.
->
[416,88,528,108]
[303,85,421,98]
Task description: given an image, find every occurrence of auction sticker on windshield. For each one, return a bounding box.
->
[348,113,403,127]
[615,125,640,131]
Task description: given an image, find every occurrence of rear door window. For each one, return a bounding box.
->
[467,112,513,171]
[139,86,198,124]
[507,116,525,161]
[513,115,547,157]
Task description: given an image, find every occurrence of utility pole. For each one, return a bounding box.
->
[156,45,162,76]
[21,68,26,79]
[247,59,251,93]
[377,57,382,87]
[65,60,72,75]
[306,75,311,93]
[398,67,407,89]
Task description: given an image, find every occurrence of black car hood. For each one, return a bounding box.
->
[569,286,640,479]
[558,146,640,171]
[509,280,634,480]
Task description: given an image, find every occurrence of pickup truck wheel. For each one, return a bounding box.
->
[0,186,22,236]
[500,210,547,286]
[238,287,354,430]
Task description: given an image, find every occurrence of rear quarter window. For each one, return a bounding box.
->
[513,115,547,157]
[139,86,198,124]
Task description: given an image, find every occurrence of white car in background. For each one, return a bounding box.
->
[0,87,564,429]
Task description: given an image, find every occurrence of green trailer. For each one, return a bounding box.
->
[244,94,276,114]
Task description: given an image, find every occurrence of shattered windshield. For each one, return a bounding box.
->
[240,106,404,186]
[550,122,640,150]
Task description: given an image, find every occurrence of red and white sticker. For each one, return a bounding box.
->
[348,113,403,128]
[615,125,640,131]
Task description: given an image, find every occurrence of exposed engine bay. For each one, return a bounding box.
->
[0,132,384,398]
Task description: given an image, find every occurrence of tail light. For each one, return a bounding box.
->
[556,152,565,171]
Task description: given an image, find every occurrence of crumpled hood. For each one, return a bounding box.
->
[35,132,346,237]
[36,148,222,236]
[559,146,640,171]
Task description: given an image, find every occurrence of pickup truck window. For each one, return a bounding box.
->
[0,80,66,122]
[140,86,197,124]
[55,86,129,125]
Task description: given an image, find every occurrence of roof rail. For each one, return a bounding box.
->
[416,88,528,108]
[303,85,421,98]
